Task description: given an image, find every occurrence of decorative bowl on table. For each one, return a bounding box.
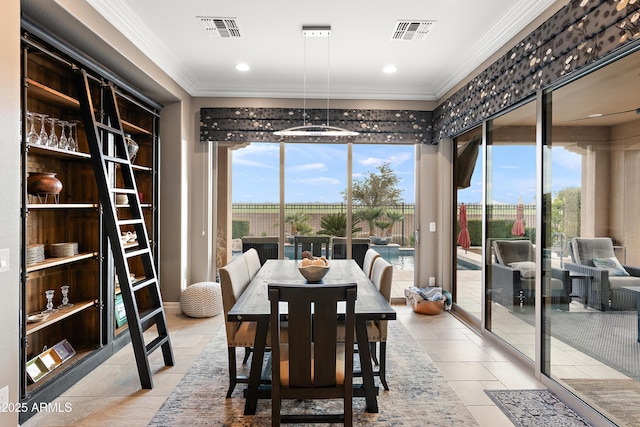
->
[298,257,330,282]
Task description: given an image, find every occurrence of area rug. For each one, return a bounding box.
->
[149,321,479,426]
[564,379,640,426]
[514,309,640,380]
[485,389,592,427]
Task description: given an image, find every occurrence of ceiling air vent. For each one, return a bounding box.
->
[391,20,435,41]
[198,17,242,38]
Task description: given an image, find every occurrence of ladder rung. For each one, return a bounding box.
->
[125,247,151,259]
[146,335,170,355]
[118,219,144,226]
[139,307,164,326]
[96,122,123,134]
[132,277,157,293]
[112,188,138,195]
[103,155,129,165]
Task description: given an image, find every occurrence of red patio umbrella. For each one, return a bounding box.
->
[456,203,471,250]
[511,197,525,237]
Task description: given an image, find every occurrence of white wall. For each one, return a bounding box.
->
[0,1,22,425]
[415,142,454,290]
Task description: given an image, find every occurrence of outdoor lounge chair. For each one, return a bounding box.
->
[566,237,640,310]
[491,239,571,311]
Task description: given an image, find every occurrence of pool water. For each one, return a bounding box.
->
[372,247,414,270]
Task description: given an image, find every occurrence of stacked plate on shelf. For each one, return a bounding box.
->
[50,242,79,257]
[26,244,45,265]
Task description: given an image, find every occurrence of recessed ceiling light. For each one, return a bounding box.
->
[383,65,397,74]
[588,113,603,118]
[235,63,250,72]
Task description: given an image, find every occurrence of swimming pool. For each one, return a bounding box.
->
[371,246,415,270]
[372,246,481,271]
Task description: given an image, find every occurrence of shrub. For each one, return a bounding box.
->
[232,220,250,239]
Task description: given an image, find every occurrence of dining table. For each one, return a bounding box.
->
[227,259,397,415]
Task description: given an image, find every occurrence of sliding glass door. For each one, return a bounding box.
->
[485,101,537,359]
[542,50,640,425]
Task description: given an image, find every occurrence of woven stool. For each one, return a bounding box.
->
[180,281,223,318]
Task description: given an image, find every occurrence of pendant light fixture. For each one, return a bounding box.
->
[274,25,359,137]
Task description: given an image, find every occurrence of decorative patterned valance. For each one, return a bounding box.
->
[434,0,640,140]
[200,107,433,145]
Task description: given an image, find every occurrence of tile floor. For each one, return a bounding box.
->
[21,302,546,427]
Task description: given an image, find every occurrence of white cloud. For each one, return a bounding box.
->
[359,152,412,168]
[233,143,279,168]
[289,162,328,172]
[299,176,341,186]
[552,147,582,170]
[361,157,384,166]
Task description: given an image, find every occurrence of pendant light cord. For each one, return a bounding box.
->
[303,35,307,126]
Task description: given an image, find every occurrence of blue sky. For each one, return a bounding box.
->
[232,143,582,204]
[457,145,583,204]
[232,143,416,203]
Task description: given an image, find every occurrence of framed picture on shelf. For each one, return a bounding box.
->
[115,294,127,328]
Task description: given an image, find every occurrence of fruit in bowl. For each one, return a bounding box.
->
[298,253,330,282]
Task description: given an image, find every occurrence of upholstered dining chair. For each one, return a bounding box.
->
[293,236,330,259]
[243,247,262,279]
[362,248,381,279]
[367,256,393,390]
[269,283,357,426]
[219,256,256,397]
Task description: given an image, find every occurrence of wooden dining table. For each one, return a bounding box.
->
[227,259,397,415]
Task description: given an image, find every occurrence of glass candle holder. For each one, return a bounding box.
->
[42,289,59,314]
[58,285,73,309]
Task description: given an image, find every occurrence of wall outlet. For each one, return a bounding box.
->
[429,276,436,287]
[0,385,8,406]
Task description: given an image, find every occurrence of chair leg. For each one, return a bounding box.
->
[370,342,379,365]
[226,347,237,398]
[379,342,389,391]
[243,346,252,364]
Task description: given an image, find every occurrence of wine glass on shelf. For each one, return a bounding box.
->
[26,112,39,145]
[48,117,58,148]
[37,113,49,146]
[58,120,68,150]
[67,121,77,152]
[41,289,58,315]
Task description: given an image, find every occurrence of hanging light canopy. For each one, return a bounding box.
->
[274,25,359,138]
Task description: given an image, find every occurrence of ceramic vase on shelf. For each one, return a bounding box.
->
[125,134,139,163]
[27,172,63,204]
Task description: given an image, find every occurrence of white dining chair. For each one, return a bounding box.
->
[362,248,381,279]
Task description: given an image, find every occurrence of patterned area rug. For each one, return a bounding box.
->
[150,321,479,426]
[485,389,592,427]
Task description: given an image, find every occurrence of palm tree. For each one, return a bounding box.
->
[284,211,311,235]
[356,207,384,236]
[317,212,362,237]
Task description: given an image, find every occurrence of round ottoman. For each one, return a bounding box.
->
[180,282,223,318]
